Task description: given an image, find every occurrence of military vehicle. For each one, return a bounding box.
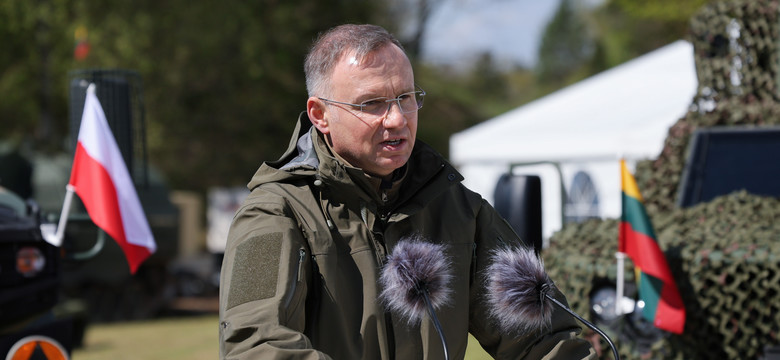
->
[494,1,780,359]
[1,69,181,358]
[0,185,75,358]
[53,70,180,322]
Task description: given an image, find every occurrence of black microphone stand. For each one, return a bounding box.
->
[420,287,449,360]
[541,283,620,360]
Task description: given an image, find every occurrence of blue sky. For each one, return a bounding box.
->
[421,0,562,69]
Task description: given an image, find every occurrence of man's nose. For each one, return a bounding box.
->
[382,101,407,128]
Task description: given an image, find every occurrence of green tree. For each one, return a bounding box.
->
[1,0,389,193]
[0,0,524,195]
[532,0,718,99]
[0,0,74,152]
[613,0,712,22]
[536,0,595,86]
[588,0,717,74]
[83,0,392,192]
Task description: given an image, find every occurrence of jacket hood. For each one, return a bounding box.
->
[247,112,318,190]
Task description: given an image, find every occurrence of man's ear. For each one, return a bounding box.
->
[307,97,330,134]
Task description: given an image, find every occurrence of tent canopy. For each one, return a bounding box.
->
[450,40,698,166]
[448,40,698,241]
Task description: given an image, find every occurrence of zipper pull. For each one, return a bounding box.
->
[297,248,306,282]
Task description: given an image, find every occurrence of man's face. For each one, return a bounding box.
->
[313,44,417,178]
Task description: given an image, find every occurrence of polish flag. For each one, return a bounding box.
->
[68,84,156,274]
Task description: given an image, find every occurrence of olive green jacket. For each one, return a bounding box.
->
[219,114,596,359]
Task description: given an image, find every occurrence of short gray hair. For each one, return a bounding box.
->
[304,24,405,97]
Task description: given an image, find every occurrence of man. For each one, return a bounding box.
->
[219,24,596,359]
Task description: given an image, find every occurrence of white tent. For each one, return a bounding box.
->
[449,40,698,243]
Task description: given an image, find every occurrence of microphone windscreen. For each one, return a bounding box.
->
[485,246,554,335]
[379,237,453,324]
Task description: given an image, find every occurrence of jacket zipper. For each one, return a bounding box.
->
[297,248,306,282]
[284,248,306,309]
[362,201,389,266]
[368,203,394,358]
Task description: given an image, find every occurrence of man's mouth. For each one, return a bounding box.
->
[384,139,402,146]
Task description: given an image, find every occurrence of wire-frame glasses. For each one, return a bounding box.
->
[318,85,426,118]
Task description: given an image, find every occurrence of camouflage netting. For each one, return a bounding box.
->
[640,0,780,216]
[544,0,780,359]
[547,192,780,359]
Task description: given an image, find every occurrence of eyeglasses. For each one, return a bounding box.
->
[318,86,426,117]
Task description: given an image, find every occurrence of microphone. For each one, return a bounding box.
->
[486,246,620,360]
[379,237,453,360]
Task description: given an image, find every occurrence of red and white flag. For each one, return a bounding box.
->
[68,84,156,274]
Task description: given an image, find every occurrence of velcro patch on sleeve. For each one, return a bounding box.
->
[226,232,283,310]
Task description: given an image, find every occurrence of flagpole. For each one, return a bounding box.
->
[40,83,93,247]
[41,184,76,247]
[616,155,625,316]
[615,251,626,316]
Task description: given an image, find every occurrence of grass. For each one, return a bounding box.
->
[71,314,493,359]
[72,315,218,360]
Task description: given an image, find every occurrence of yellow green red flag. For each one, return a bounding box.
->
[619,159,685,334]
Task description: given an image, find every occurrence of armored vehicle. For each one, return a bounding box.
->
[520,1,780,358]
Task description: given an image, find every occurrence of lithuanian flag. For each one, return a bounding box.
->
[619,159,685,334]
